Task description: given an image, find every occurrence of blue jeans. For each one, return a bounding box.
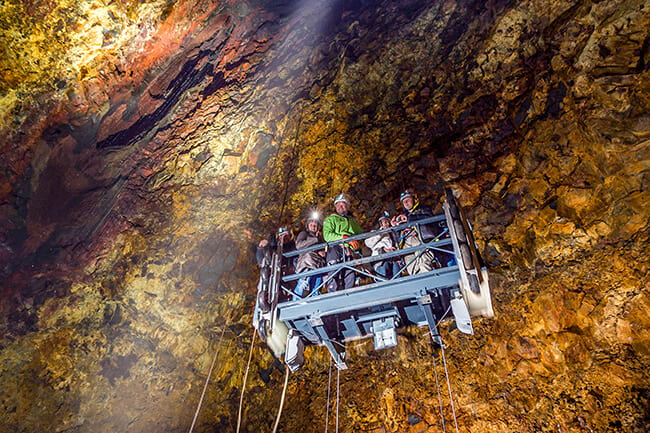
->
[375,260,402,280]
[293,272,323,300]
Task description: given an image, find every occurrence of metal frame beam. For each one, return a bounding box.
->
[278,267,459,321]
[308,316,347,369]
[417,295,444,347]
[282,238,453,282]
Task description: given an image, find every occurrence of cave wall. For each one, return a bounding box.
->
[0,0,648,432]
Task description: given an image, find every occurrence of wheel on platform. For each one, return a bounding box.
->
[258,290,271,313]
[460,243,474,270]
[448,200,460,219]
[267,318,289,359]
[453,219,467,243]
[460,268,495,318]
[258,318,268,340]
[446,189,461,218]
[468,273,480,294]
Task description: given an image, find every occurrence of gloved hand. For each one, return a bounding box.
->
[342,235,359,251]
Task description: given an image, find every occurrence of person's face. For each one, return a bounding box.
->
[402,196,414,211]
[307,221,318,232]
[335,201,348,215]
[279,233,290,244]
[380,219,390,229]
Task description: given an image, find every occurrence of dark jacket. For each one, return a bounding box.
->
[406,202,437,240]
[295,230,325,273]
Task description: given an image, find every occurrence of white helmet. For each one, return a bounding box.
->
[334,193,350,205]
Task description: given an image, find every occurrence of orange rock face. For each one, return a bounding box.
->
[0,0,648,432]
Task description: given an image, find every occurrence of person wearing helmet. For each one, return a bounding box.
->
[293,213,326,300]
[256,226,297,305]
[397,190,438,274]
[322,193,364,291]
[399,190,440,238]
[364,211,402,279]
[401,189,454,267]
[256,226,295,267]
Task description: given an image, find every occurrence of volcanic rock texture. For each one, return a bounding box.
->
[0,0,648,432]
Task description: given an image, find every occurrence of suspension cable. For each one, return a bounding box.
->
[271,367,291,433]
[236,329,257,433]
[325,359,332,433]
[431,347,447,433]
[188,322,229,433]
[440,345,460,433]
[335,367,341,433]
[277,109,304,225]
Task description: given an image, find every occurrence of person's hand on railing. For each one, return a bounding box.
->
[259,239,269,248]
[342,235,360,251]
[392,214,407,226]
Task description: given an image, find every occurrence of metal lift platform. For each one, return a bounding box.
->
[253,190,494,371]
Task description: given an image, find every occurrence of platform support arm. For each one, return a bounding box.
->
[309,316,347,370]
[417,295,444,348]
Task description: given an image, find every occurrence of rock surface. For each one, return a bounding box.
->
[0,0,648,432]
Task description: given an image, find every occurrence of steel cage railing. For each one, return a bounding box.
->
[282,215,446,258]
[276,215,456,299]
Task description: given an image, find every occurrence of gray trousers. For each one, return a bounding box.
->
[402,235,436,275]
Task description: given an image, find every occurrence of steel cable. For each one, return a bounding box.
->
[271,367,291,433]
[335,367,340,433]
[236,330,257,433]
[188,323,229,433]
[441,345,460,433]
[325,359,332,433]
[431,348,447,433]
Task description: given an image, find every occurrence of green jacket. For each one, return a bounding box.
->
[323,212,363,242]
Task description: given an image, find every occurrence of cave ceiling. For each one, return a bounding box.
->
[0,0,648,432]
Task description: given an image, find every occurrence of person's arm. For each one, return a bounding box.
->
[296,231,319,249]
[339,217,362,250]
[256,239,269,266]
[350,218,364,235]
[376,236,393,253]
[256,248,265,266]
[365,233,381,249]
[323,216,341,242]
[295,231,308,249]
